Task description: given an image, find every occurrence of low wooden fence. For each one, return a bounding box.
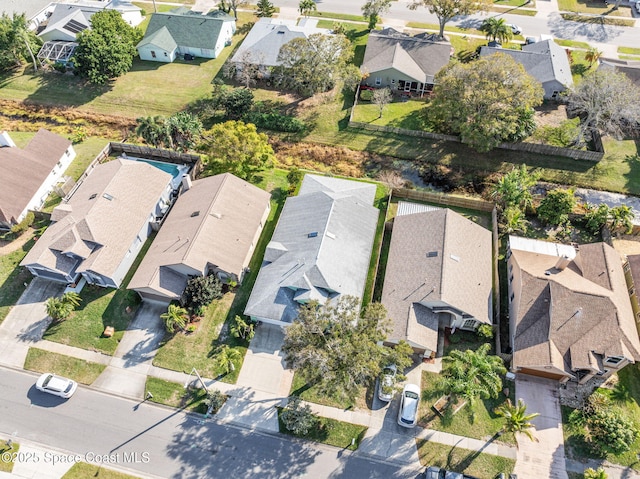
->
[392,188,495,212]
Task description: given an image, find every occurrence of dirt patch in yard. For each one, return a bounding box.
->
[534,103,569,128]
[613,235,640,256]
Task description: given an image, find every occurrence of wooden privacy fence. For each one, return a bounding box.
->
[392,188,495,212]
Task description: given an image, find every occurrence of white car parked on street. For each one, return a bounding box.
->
[35,373,78,398]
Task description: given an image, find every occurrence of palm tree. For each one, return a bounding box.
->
[135,116,166,148]
[609,205,634,234]
[299,0,317,17]
[501,206,529,234]
[213,345,241,375]
[45,296,73,322]
[230,315,255,341]
[440,343,506,409]
[160,304,188,333]
[490,164,537,211]
[495,398,539,441]
[165,112,203,152]
[585,48,602,68]
[480,17,513,44]
[61,292,81,308]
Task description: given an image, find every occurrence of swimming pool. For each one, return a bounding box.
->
[131,158,189,189]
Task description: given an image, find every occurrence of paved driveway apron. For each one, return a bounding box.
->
[513,376,568,479]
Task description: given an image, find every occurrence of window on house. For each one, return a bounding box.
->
[510,293,514,302]
[623,262,630,273]
[509,274,514,283]
[629,287,635,296]
[605,356,624,365]
[164,52,168,57]
[151,51,156,58]
[375,77,381,86]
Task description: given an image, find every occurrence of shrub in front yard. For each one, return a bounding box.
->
[281,396,318,435]
[183,275,222,310]
[10,211,34,235]
[360,89,373,101]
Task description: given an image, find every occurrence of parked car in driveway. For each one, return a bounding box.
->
[398,383,420,428]
[378,365,397,402]
[35,373,78,398]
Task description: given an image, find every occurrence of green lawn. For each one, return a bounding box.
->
[416,440,516,479]
[289,370,369,410]
[419,370,517,446]
[24,348,106,384]
[278,408,368,451]
[619,46,640,55]
[557,0,633,15]
[351,99,427,130]
[562,364,640,470]
[0,12,256,118]
[152,169,289,382]
[555,39,592,49]
[362,184,390,306]
[0,441,19,473]
[43,285,140,355]
[560,12,634,26]
[309,11,367,23]
[145,377,213,413]
[62,463,141,479]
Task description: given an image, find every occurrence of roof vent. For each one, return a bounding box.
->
[450,254,460,262]
[89,194,97,200]
[211,212,222,219]
[427,251,438,258]
[103,193,113,201]
[308,232,318,238]
[326,232,336,239]
[544,270,551,276]
[191,211,200,217]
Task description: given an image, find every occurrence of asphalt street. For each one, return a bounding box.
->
[0,367,422,479]
[273,0,640,47]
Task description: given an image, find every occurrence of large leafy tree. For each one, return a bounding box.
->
[480,17,512,44]
[0,13,41,72]
[282,297,410,404]
[200,120,274,181]
[273,33,361,97]
[73,10,140,84]
[218,0,247,20]
[362,0,392,30]
[566,69,640,143]
[440,343,506,409]
[495,399,539,441]
[409,0,491,39]
[427,53,543,152]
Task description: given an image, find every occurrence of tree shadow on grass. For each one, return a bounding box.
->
[24,71,110,108]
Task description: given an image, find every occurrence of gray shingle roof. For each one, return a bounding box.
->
[128,173,271,300]
[510,238,640,377]
[382,208,493,352]
[137,26,177,52]
[598,58,640,86]
[139,9,234,52]
[361,28,452,84]
[479,40,573,91]
[230,17,331,68]
[244,175,378,325]
[0,129,72,225]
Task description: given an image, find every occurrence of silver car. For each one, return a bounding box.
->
[377,365,397,402]
[35,373,78,398]
[398,383,420,428]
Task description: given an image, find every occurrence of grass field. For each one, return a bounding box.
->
[416,440,516,479]
[24,348,106,384]
[62,462,141,479]
[351,99,427,130]
[278,408,368,451]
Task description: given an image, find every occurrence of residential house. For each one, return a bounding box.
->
[381,203,493,358]
[360,28,453,96]
[244,175,379,327]
[21,159,173,288]
[598,58,640,86]
[37,1,142,42]
[137,8,235,63]
[0,129,75,229]
[480,39,573,99]
[507,236,640,384]
[229,17,331,78]
[128,173,271,303]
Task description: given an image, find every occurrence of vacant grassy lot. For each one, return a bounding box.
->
[152,169,289,382]
[278,408,368,451]
[563,364,640,470]
[62,462,141,479]
[145,377,213,413]
[416,440,516,479]
[24,348,106,384]
[419,369,517,446]
[0,12,256,118]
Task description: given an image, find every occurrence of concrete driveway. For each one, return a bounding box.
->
[513,376,568,479]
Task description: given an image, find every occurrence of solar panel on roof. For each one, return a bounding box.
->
[63,19,87,34]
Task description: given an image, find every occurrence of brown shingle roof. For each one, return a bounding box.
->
[382,208,492,351]
[21,159,171,284]
[511,241,640,376]
[0,129,71,224]
[128,173,271,299]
